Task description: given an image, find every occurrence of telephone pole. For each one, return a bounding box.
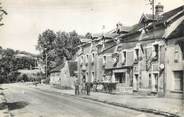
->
[45,52,48,79]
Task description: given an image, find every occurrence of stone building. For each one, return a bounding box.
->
[76,4,184,97]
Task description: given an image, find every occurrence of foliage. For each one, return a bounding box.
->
[36,29,81,76]
[0,2,7,26]
[22,74,28,82]
[85,32,92,39]
[0,48,37,83]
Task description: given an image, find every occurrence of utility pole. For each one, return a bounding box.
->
[45,52,48,79]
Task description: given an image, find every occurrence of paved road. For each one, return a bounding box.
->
[2,84,164,117]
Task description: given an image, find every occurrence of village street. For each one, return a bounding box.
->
[0,83,164,117]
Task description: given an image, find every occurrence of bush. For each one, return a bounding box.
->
[22,74,28,82]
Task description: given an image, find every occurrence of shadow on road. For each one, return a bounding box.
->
[0,102,7,110]
[0,88,4,90]
[6,101,29,110]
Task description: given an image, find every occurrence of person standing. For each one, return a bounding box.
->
[74,79,80,95]
[86,82,91,95]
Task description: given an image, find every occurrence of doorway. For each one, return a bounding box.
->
[115,72,126,83]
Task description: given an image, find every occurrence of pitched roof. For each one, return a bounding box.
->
[50,63,65,73]
[119,5,184,39]
[162,5,184,21]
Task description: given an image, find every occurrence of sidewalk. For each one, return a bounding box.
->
[33,84,184,117]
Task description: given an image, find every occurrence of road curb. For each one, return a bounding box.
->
[60,92,181,117]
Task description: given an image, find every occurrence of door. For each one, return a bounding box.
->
[152,73,158,92]
[133,74,139,91]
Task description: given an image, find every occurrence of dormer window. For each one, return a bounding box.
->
[152,44,159,61]
[102,56,106,66]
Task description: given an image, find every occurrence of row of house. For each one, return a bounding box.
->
[76,4,184,97]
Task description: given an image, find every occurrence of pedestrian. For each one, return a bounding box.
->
[74,79,80,95]
[86,82,91,95]
[80,77,86,95]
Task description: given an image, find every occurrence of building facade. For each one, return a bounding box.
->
[76,4,184,97]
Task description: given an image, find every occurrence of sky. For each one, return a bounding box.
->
[0,0,183,54]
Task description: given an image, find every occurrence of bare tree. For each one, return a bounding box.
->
[0,2,7,26]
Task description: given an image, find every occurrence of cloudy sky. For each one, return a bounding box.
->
[0,0,183,54]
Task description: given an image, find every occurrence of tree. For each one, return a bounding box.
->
[0,47,36,83]
[36,29,57,76]
[0,2,7,26]
[36,30,81,76]
[85,32,92,39]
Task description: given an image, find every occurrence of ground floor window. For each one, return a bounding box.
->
[174,71,183,91]
[153,73,158,91]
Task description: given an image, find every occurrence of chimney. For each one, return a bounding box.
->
[155,2,164,16]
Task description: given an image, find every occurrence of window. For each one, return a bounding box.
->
[149,74,152,89]
[152,44,159,61]
[102,56,106,66]
[80,56,83,66]
[174,48,179,63]
[91,53,95,64]
[91,72,94,82]
[174,71,183,91]
[85,55,88,65]
[139,77,142,88]
[153,73,158,91]
[134,49,139,63]
[121,51,126,65]
[86,72,89,82]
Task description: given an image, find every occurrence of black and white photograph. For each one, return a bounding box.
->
[0,0,183,117]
